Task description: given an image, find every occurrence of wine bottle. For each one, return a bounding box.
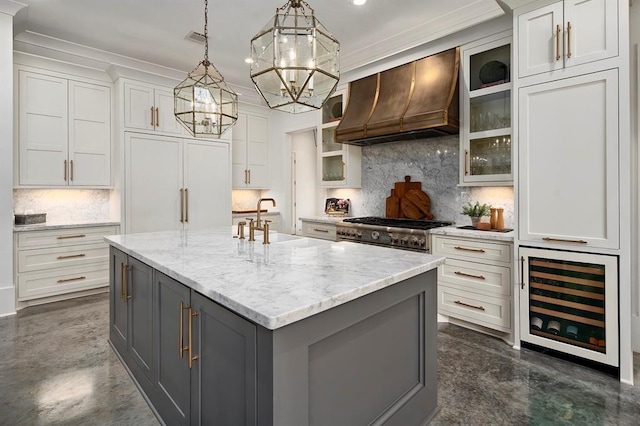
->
[546,320,561,335]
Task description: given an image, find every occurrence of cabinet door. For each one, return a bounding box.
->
[183,140,231,230]
[517,2,564,78]
[109,247,128,354]
[125,133,183,233]
[563,0,618,68]
[124,81,154,131]
[246,114,269,188]
[232,112,249,188]
[155,88,184,135]
[518,69,618,249]
[190,291,257,426]
[19,71,69,186]
[128,256,154,386]
[154,272,191,426]
[68,81,111,186]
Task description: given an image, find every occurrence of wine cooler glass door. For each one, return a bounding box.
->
[519,247,618,367]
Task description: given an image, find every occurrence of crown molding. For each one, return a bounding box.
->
[0,0,26,17]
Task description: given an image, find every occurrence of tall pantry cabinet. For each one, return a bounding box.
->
[514,0,631,378]
[117,77,231,234]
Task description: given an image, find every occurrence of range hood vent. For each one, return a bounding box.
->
[335,47,460,146]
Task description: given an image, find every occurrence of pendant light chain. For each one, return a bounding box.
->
[203,0,209,66]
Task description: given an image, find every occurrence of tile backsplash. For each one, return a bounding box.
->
[337,135,515,228]
[13,189,112,223]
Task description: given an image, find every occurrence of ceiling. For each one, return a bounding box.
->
[12,0,513,92]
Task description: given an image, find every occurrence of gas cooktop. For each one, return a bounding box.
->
[342,216,454,230]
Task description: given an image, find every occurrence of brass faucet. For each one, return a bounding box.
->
[255,198,276,230]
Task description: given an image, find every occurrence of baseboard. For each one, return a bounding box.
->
[0,285,16,317]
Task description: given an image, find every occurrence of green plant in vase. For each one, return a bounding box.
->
[461,201,491,226]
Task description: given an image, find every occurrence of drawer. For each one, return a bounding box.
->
[18,243,108,273]
[438,258,512,297]
[438,286,511,332]
[16,225,119,249]
[432,236,511,263]
[301,222,336,241]
[17,264,109,301]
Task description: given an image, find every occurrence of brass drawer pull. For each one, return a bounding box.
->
[179,302,189,358]
[454,246,485,253]
[454,300,485,311]
[313,228,329,233]
[56,234,86,240]
[542,237,587,244]
[56,253,86,260]
[57,276,86,283]
[454,271,485,280]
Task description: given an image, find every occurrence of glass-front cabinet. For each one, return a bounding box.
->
[460,32,512,185]
[519,247,619,367]
[317,89,361,188]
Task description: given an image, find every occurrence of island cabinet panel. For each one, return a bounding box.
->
[108,248,154,394]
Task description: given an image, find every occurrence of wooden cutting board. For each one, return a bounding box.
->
[400,196,425,219]
[404,189,434,220]
[385,189,400,218]
[394,176,422,218]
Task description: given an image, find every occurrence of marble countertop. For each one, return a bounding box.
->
[299,216,346,224]
[106,227,444,330]
[429,226,514,242]
[14,219,121,232]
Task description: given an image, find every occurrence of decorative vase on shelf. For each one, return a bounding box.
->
[490,208,497,229]
[470,216,481,227]
[496,208,505,230]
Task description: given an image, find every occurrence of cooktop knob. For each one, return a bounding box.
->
[371,231,380,240]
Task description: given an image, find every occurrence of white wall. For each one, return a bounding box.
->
[291,130,318,234]
[630,1,640,352]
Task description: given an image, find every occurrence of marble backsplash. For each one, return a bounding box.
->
[13,189,112,223]
[331,135,515,228]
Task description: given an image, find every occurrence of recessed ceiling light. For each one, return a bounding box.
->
[245,58,253,64]
[353,0,366,5]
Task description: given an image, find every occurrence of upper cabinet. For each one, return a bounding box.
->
[232,110,269,189]
[18,70,111,187]
[517,0,618,79]
[123,80,183,135]
[460,33,512,186]
[318,89,361,188]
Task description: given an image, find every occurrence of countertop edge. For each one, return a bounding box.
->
[14,221,121,232]
[429,226,514,242]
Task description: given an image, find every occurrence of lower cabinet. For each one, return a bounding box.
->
[109,248,261,425]
[300,219,337,241]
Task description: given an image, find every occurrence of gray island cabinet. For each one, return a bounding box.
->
[106,228,445,425]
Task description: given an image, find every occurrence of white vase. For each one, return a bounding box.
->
[470,216,481,227]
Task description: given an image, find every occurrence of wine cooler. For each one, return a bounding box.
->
[519,247,618,367]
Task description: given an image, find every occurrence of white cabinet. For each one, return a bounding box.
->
[460,32,512,186]
[18,70,111,186]
[125,133,231,233]
[517,0,618,78]
[318,90,361,188]
[301,219,337,241]
[123,80,183,135]
[232,111,269,189]
[433,235,513,333]
[518,69,619,250]
[14,225,119,303]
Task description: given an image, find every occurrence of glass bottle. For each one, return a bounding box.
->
[546,319,561,335]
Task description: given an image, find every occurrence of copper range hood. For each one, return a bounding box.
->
[335,47,460,146]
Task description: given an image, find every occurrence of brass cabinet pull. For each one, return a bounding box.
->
[566,22,572,58]
[70,160,74,181]
[542,237,587,244]
[57,276,86,283]
[155,107,160,128]
[520,256,525,290]
[454,270,485,280]
[64,160,68,181]
[454,246,486,253]
[120,262,126,300]
[56,253,86,260]
[179,302,189,358]
[556,24,562,61]
[188,306,199,369]
[248,169,251,184]
[124,264,132,300]
[464,150,469,175]
[57,234,86,240]
[151,106,155,127]
[184,188,189,223]
[313,228,329,233]
[454,300,485,311]
[180,188,184,223]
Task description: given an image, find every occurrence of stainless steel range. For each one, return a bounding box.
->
[336,217,454,253]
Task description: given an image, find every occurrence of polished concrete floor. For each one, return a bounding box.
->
[0,293,638,425]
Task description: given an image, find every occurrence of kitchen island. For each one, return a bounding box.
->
[106,228,445,425]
